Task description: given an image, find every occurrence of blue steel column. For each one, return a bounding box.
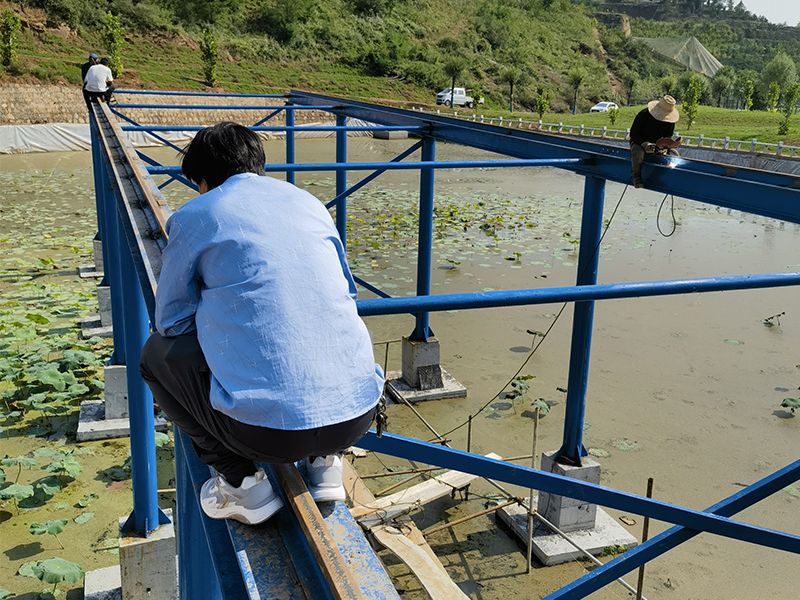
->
[411,137,436,341]
[90,116,109,275]
[99,157,128,364]
[117,220,166,535]
[556,175,606,465]
[335,115,348,246]
[285,103,295,185]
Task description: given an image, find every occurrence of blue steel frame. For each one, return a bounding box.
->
[93,89,800,598]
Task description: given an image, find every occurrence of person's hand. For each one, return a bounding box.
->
[656,137,681,149]
[642,142,657,153]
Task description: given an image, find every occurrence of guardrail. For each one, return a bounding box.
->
[412,106,800,158]
[93,89,800,599]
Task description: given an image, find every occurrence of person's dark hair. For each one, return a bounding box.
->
[181,122,266,190]
[100,57,110,66]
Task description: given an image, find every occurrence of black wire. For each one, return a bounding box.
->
[432,184,630,442]
[657,194,677,237]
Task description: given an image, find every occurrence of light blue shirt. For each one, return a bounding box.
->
[155,173,384,430]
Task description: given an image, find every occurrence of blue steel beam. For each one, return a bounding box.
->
[122,125,425,132]
[251,107,285,127]
[353,276,393,299]
[285,103,295,185]
[546,458,800,599]
[137,152,198,192]
[111,109,186,156]
[325,141,423,209]
[355,271,800,316]
[115,89,286,98]
[146,157,585,175]
[288,91,800,225]
[355,431,800,554]
[114,104,336,110]
[557,175,605,465]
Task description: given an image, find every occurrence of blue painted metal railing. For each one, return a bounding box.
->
[92,89,800,598]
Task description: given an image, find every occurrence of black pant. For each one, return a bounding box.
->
[140,332,376,487]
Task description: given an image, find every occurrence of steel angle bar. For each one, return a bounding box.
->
[289,92,800,224]
[137,151,198,192]
[353,276,393,299]
[252,107,285,127]
[147,157,584,175]
[112,109,187,155]
[355,431,800,553]
[113,103,336,110]
[115,89,286,98]
[355,271,800,316]
[325,141,423,209]
[122,125,425,132]
[546,459,800,599]
[158,176,177,190]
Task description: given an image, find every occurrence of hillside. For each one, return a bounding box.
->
[0,0,671,111]
[0,0,798,115]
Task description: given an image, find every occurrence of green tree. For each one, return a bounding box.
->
[710,74,732,107]
[533,88,549,120]
[778,83,800,135]
[760,51,797,101]
[567,67,586,114]
[259,0,315,43]
[682,74,702,130]
[660,75,678,97]
[443,58,466,107]
[499,67,525,112]
[0,9,21,67]
[199,27,218,87]
[102,12,124,77]
[608,105,619,126]
[767,81,781,112]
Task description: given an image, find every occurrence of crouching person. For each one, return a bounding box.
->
[140,122,383,525]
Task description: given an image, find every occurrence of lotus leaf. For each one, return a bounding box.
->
[67,383,90,396]
[25,313,50,325]
[30,519,67,536]
[74,511,94,524]
[45,456,82,478]
[35,557,84,585]
[781,398,800,414]
[0,469,4,485]
[154,432,171,448]
[17,560,42,579]
[531,398,551,415]
[34,476,63,496]
[0,588,13,599]
[76,492,98,507]
[60,349,96,369]
[1,456,37,468]
[31,367,67,392]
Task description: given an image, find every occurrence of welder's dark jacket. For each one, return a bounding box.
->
[629,108,675,146]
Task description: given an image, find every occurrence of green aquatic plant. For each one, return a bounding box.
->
[17,557,83,595]
[1,455,37,482]
[781,398,799,415]
[30,519,67,549]
[0,482,34,513]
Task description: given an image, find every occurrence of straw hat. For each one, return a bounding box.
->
[647,95,679,123]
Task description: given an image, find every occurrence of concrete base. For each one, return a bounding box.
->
[98,285,112,327]
[94,238,105,273]
[81,324,114,339]
[537,451,601,533]
[401,337,443,390]
[385,368,467,404]
[119,509,177,600]
[84,564,122,600]
[373,129,409,140]
[104,365,129,420]
[79,264,104,279]
[76,400,168,441]
[496,498,638,566]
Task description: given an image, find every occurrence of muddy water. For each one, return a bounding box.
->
[2,138,798,599]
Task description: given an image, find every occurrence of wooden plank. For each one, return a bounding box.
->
[355,453,501,527]
[372,525,469,600]
[273,463,368,600]
[343,459,468,600]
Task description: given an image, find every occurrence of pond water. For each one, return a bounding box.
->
[1,137,798,599]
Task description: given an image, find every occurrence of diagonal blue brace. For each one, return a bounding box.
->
[325,141,423,209]
[355,431,800,554]
[112,108,187,156]
[137,151,198,192]
[545,458,800,599]
[252,107,285,127]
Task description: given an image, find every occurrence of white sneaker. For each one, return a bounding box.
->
[200,469,283,525]
[305,455,346,502]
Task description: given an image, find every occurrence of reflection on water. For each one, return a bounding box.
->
[1,138,798,599]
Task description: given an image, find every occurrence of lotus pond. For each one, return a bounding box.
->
[1,138,798,599]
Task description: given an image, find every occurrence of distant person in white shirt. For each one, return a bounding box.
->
[84,57,114,104]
